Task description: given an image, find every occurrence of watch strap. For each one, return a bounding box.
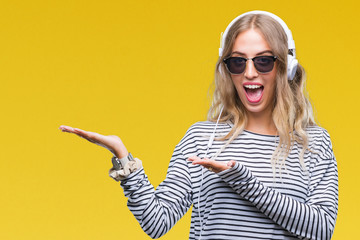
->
[111,153,134,170]
[109,154,142,181]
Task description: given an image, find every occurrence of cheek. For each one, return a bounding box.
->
[231,76,243,93]
[265,69,277,89]
[264,75,277,99]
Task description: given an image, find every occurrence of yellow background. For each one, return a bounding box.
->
[0,0,358,239]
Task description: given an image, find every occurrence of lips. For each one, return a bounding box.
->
[243,83,264,103]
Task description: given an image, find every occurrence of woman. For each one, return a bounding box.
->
[60,11,338,239]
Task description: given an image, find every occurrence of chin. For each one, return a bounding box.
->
[245,105,267,114]
[241,98,272,115]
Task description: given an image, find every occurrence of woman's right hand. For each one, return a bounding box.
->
[59,125,129,158]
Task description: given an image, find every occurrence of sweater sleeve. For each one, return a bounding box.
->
[217,139,338,240]
[119,146,193,239]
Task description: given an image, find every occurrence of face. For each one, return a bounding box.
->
[229,28,277,118]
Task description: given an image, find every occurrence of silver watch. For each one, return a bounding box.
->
[111,153,134,170]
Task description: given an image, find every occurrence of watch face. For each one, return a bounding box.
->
[111,157,121,170]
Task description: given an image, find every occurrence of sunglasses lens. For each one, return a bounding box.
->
[224,56,276,74]
[253,56,275,73]
[225,58,246,74]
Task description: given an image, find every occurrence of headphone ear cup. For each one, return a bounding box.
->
[287,55,298,80]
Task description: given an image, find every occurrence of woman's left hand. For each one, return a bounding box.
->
[188,156,235,173]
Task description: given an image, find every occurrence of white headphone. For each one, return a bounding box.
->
[219,10,298,80]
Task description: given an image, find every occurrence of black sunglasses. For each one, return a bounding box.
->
[223,56,277,75]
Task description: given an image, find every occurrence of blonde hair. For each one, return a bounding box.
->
[208,14,315,173]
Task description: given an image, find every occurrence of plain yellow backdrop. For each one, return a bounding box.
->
[0,0,358,239]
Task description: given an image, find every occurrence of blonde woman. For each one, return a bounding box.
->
[60,11,338,240]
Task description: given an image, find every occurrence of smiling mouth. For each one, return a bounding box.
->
[244,84,264,103]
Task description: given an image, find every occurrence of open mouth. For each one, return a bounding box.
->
[243,84,264,103]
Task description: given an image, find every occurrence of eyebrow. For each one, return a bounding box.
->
[231,50,274,56]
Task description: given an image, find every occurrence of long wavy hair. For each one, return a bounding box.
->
[208,14,315,173]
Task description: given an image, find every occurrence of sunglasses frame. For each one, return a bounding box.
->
[223,55,278,75]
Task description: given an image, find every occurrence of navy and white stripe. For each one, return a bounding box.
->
[119,121,338,239]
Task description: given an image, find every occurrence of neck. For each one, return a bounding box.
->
[245,110,277,135]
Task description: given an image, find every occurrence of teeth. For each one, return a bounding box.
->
[244,85,262,89]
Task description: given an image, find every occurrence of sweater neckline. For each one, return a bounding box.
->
[225,121,280,140]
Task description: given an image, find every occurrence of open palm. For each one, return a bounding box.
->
[59,125,128,158]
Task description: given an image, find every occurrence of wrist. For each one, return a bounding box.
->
[115,150,129,159]
[111,153,134,170]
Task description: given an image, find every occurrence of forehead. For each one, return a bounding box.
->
[232,28,272,56]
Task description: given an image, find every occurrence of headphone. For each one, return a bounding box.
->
[219,10,298,80]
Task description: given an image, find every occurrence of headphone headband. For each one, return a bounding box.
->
[219,10,298,80]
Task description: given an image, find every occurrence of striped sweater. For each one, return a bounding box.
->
[119,121,338,239]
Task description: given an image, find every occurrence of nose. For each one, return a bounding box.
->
[244,60,258,79]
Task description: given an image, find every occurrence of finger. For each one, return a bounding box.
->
[189,157,212,165]
[193,159,230,172]
[227,160,236,168]
[187,156,224,170]
[60,126,101,144]
[73,128,105,144]
[72,128,89,137]
[191,160,215,170]
[188,156,212,169]
[187,156,202,162]
[59,125,76,133]
[188,156,212,162]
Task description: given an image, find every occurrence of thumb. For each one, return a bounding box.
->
[227,160,236,168]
